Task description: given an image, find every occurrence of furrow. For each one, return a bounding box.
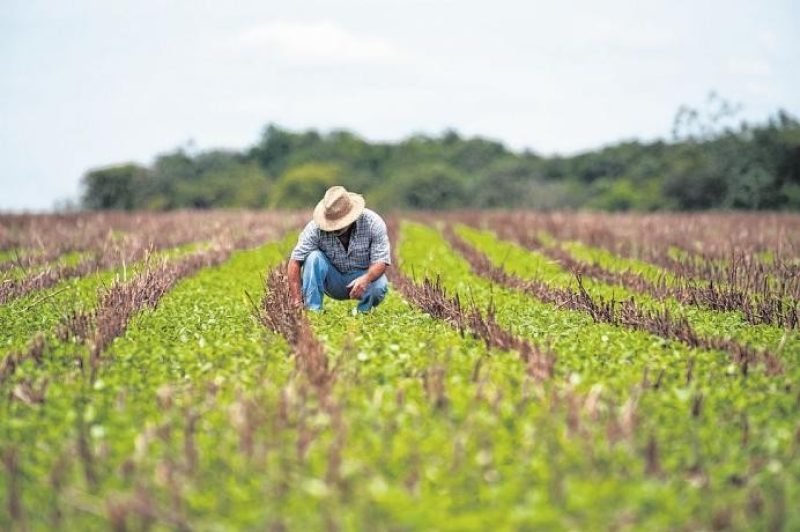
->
[258,262,333,394]
[387,218,554,380]
[0,225,294,393]
[444,225,783,375]
[397,220,800,529]
[475,211,800,305]
[491,219,800,329]
[456,222,800,362]
[0,234,297,529]
[0,212,304,306]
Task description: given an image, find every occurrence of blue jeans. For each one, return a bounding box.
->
[302,250,389,313]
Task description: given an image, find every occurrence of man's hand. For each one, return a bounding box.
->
[347,262,388,300]
[347,275,370,300]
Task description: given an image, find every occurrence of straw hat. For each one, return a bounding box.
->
[313,186,365,232]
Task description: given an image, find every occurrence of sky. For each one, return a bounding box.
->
[1,0,798,211]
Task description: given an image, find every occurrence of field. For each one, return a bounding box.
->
[1,210,799,530]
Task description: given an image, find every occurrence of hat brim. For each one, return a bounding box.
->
[313,193,365,232]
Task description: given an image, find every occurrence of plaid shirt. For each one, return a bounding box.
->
[290,208,392,272]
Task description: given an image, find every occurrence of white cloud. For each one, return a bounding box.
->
[745,81,774,98]
[727,57,772,77]
[756,29,779,53]
[234,21,406,64]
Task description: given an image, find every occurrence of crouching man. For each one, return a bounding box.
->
[288,185,390,313]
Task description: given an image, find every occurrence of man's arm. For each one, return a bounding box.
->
[288,259,303,306]
[347,261,388,299]
[349,214,392,299]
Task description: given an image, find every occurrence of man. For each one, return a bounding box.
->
[288,185,390,313]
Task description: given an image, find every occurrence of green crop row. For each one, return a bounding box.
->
[539,227,795,295]
[398,221,799,529]
[457,224,799,354]
[2,250,92,281]
[0,248,38,264]
[0,241,204,354]
[533,228,678,285]
[0,235,295,529]
[304,294,627,529]
[2,219,798,530]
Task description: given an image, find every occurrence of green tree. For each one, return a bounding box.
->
[373,164,468,209]
[76,102,800,212]
[81,163,147,210]
[269,163,343,208]
[472,158,540,208]
[249,124,322,177]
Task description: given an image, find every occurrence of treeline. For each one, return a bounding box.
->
[82,103,800,211]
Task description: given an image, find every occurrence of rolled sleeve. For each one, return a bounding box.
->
[369,216,392,265]
[290,220,320,262]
